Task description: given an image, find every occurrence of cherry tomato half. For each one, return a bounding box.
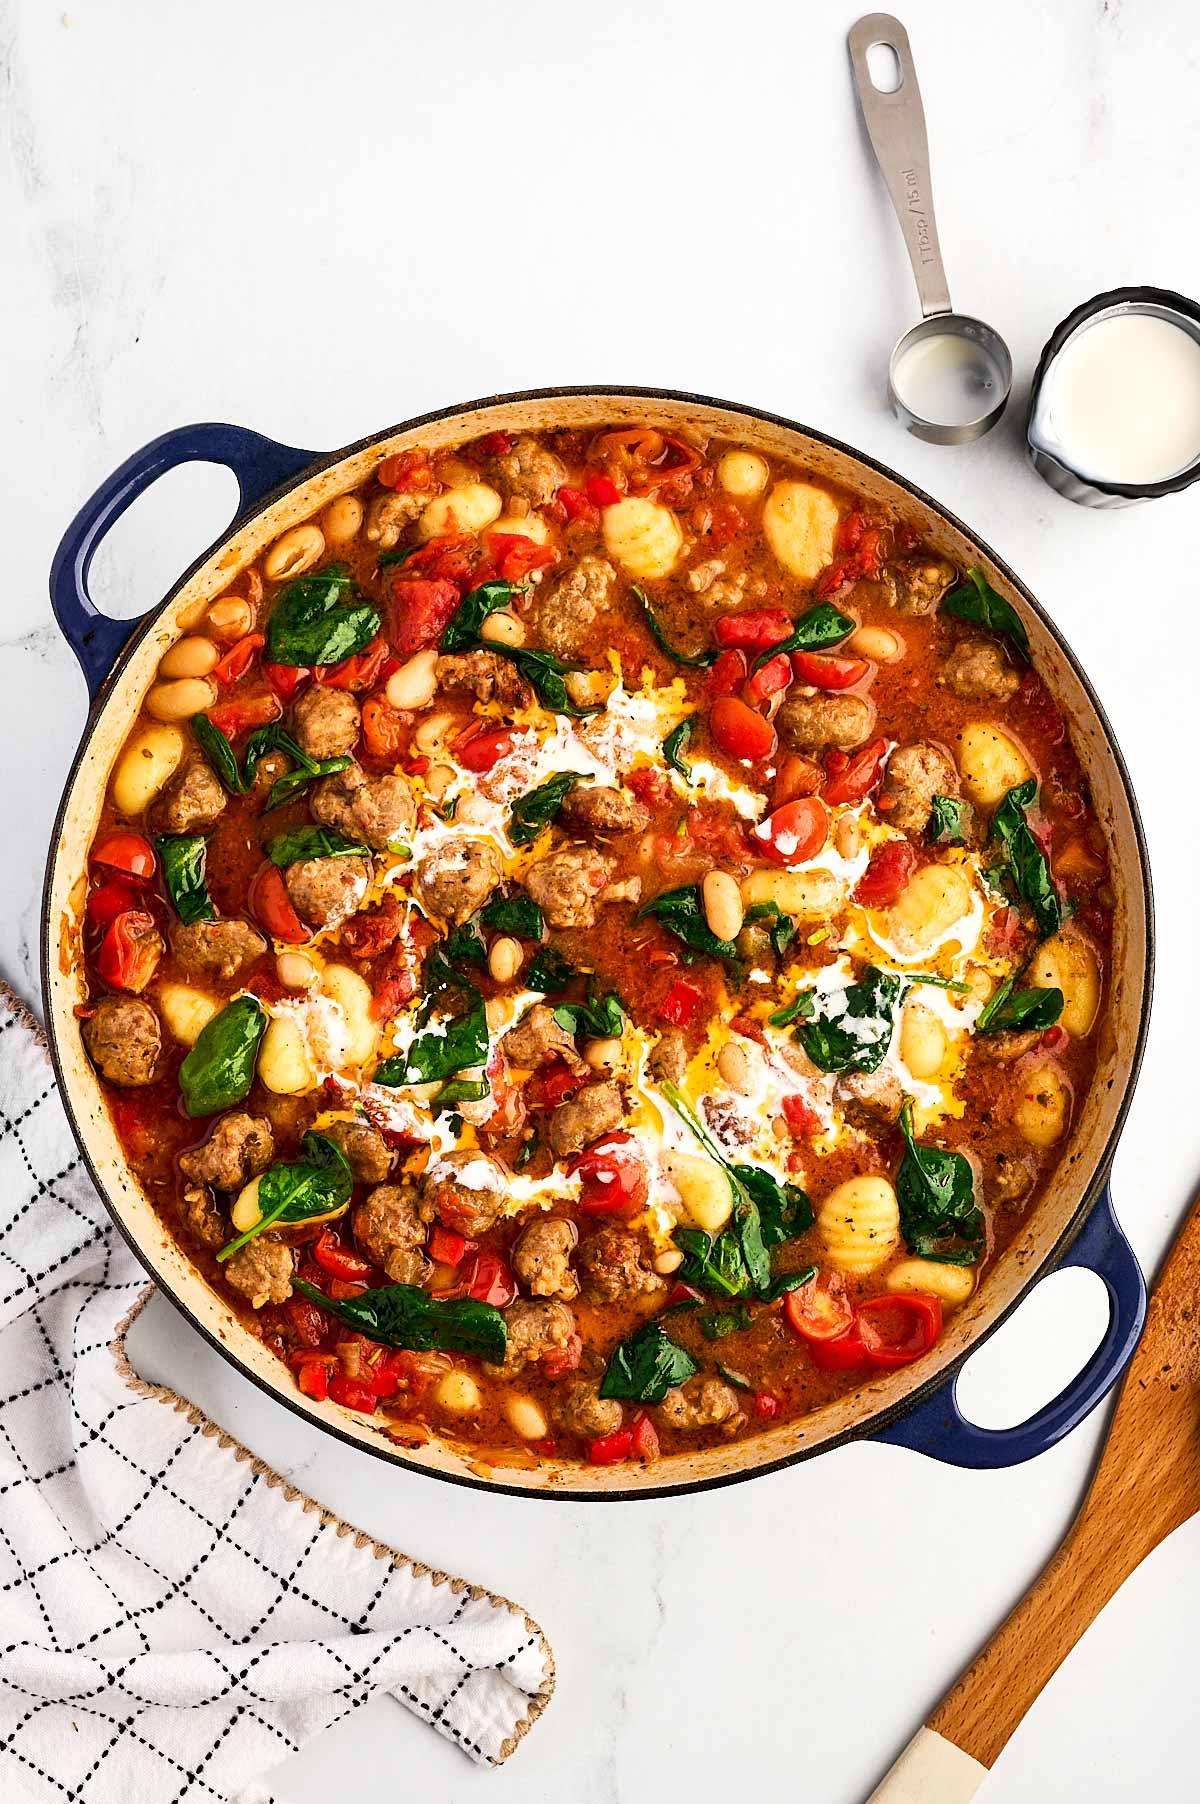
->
[206,691,282,737]
[311,1230,374,1282]
[822,736,888,806]
[807,1325,869,1371]
[264,661,310,703]
[790,651,870,689]
[248,862,308,944]
[571,1131,650,1218]
[751,797,829,865]
[708,648,749,699]
[455,724,522,773]
[744,651,793,708]
[713,609,791,654]
[212,632,265,686]
[710,695,777,763]
[463,1247,518,1308]
[856,1292,943,1368]
[853,839,918,908]
[96,910,162,994]
[86,879,144,931]
[785,1271,856,1343]
[91,832,156,882]
[362,695,407,762]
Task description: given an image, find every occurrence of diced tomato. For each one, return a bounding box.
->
[476,430,515,455]
[484,531,558,582]
[853,839,918,908]
[248,862,308,944]
[836,509,868,553]
[96,910,161,993]
[312,1230,373,1283]
[753,1391,780,1419]
[627,766,672,810]
[708,648,748,699]
[288,1348,337,1369]
[339,893,403,959]
[744,651,793,708]
[1041,1024,1069,1053]
[87,879,144,931]
[856,1292,942,1369]
[556,486,601,529]
[327,1373,380,1414]
[729,1013,768,1046]
[586,473,623,507]
[752,797,829,865]
[710,695,777,763]
[781,1094,822,1137]
[285,1295,328,1347]
[785,1271,855,1342]
[541,1331,583,1378]
[264,661,310,703]
[659,979,704,1027]
[296,1362,329,1401]
[387,575,462,656]
[91,832,156,882]
[454,723,522,773]
[212,632,265,685]
[822,737,888,806]
[631,1414,660,1461]
[428,1225,474,1268]
[206,691,282,737]
[361,695,407,763]
[713,609,791,654]
[529,1062,586,1108]
[771,752,824,807]
[462,1247,518,1308]
[570,1131,649,1218]
[814,515,883,598]
[808,1325,869,1371]
[377,449,437,493]
[315,633,394,691]
[791,651,870,689]
[686,804,751,861]
[697,498,747,548]
[362,1348,408,1398]
[588,1428,634,1465]
[401,534,477,584]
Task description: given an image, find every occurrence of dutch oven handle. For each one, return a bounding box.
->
[50,423,318,698]
[872,1183,1146,1467]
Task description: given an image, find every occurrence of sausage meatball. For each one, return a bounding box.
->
[415,838,503,926]
[548,1081,624,1159]
[155,760,226,833]
[940,637,1020,702]
[82,996,160,1086]
[325,1118,393,1185]
[225,1237,295,1309]
[170,919,267,981]
[284,854,373,930]
[524,848,615,930]
[556,1379,623,1440]
[352,1183,429,1285]
[576,1227,663,1303]
[777,692,873,752]
[179,1182,227,1251]
[435,650,532,709]
[836,1067,903,1131]
[292,686,361,760]
[310,764,416,853]
[178,1112,275,1190]
[501,1004,585,1073]
[877,741,960,838]
[512,1217,579,1300]
[535,556,616,661]
[559,784,648,835]
[421,1150,507,1238]
[484,1299,577,1378]
[658,1378,741,1430]
[492,434,567,506]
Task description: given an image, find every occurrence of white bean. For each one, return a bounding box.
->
[159,635,218,679]
[206,596,253,641]
[276,951,317,990]
[717,1040,761,1094]
[488,936,522,983]
[434,1370,482,1414]
[112,723,184,815]
[145,676,217,722]
[583,1036,623,1071]
[703,869,745,942]
[423,762,455,800]
[264,523,325,582]
[833,814,860,859]
[386,650,440,712]
[505,1395,548,1441]
[848,624,902,663]
[653,1247,684,1275]
[323,494,364,544]
[412,708,458,755]
[480,611,527,648]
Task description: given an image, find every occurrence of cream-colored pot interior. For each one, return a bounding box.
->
[43,391,1152,1497]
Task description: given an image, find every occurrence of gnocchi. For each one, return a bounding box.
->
[956,722,1033,809]
[718,449,769,498]
[740,867,841,916]
[819,1176,901,1276]
[602,496,683,580]
[663,1148,734,1235]
[257,1015,317,1096]
[889,864,973,954]
[419,483,503,541]
[1027,931,1101,1037]
[899,1001,949,1079]
[886,1259,976,1306]
[1015,1064,1071,1147]
[492,510,550,543]
[315,964,379,1067]
[762,480,839,581]
[158,983,220,1048]
[111,722,185,816]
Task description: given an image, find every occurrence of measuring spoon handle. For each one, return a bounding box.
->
[848,14,952,319]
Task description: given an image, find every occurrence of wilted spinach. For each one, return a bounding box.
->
[373,984,489,1087]
[508,771,591,846]
[928,794,968,846]
[793,966,903,1073]
[265,565,381,667]
[638,885,738,961]
[479,892,545,939]
[976,976,1063,1034]
[990,780,1062,937]
[266,825,371,867]
[155,834,215,925]
[217,1132,353,1262]
[178,995,267,1118]
[294,1278,507,1363]
[632,585,717,668]
[896,1101,984,1265]
[941,566,1029,661]
[440,580,523,652]
[663,716,695,780]
[526,946,579,993]
[599,1319,699,1403]
[750,602,854,671]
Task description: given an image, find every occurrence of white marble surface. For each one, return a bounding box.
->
[4,0,1200,1796]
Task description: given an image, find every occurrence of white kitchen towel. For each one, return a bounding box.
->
[0,986,554,1803]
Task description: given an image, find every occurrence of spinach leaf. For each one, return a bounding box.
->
[508,771,591,846]
[663,716,695,780]
[941,566,1030,661]
[674,1226,751,1299]
[744,900,796,958]
[768,991,816,1029]
[928,794,968,846]
[373,985,489,1087]
[991,780,1062,937]
[751,602,854,672]
[264,566,381,668]
[155,834,215,925]
[552,989,627,1041]
[632,585,717,668]
[440,581,524,653]
[217,1131,353,1261]
[716,1361,754,1392]
[598,1318,699,1403]
[638,884,738,961]
[479,892,545,939]
[896,1100,984,1265]
[434,1074,491,1111]
[179,995,267,1118]
[732,1163,814,1247]
[760,1265,819,1302]
[661,1082,772,1296]
[190,713,246,794]
[503,646,593,716]
[437,919,488,971]
[906,972,971,994]
[259,749,351,812]
[266,825,371,867]
[699,1303,753,1340]
[795,966,903,1073]
[976,977,1064,1034]
[294,1278,507,1363]
[527,946,579,993]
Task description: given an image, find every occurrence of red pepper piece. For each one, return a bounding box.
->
[264,661,310,703]
[631,1414,660,1461]
[744,651,793,708]
[205,691,282,737]
[659,979,704,1027]
[713,608,791,653]
[588,1428,634,1465]
[327,1373,380,1413]
[428,1225,474,1268]
[822,737,888,806]
[387,575,462,657]
[212,632,265,686]
[753,1392,780,1419]
[585,473,622,507]
[781,1094,822,1137]
[296,1362,329,1401]
[556,486,601,529]
[311,1230,373,1283]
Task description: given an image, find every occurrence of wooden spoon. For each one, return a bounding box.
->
[868,1198,1200,1801]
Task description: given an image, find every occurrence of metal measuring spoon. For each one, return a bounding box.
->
[848,13,1012,443]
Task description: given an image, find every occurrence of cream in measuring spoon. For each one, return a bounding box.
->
[1041,312,1200,484]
